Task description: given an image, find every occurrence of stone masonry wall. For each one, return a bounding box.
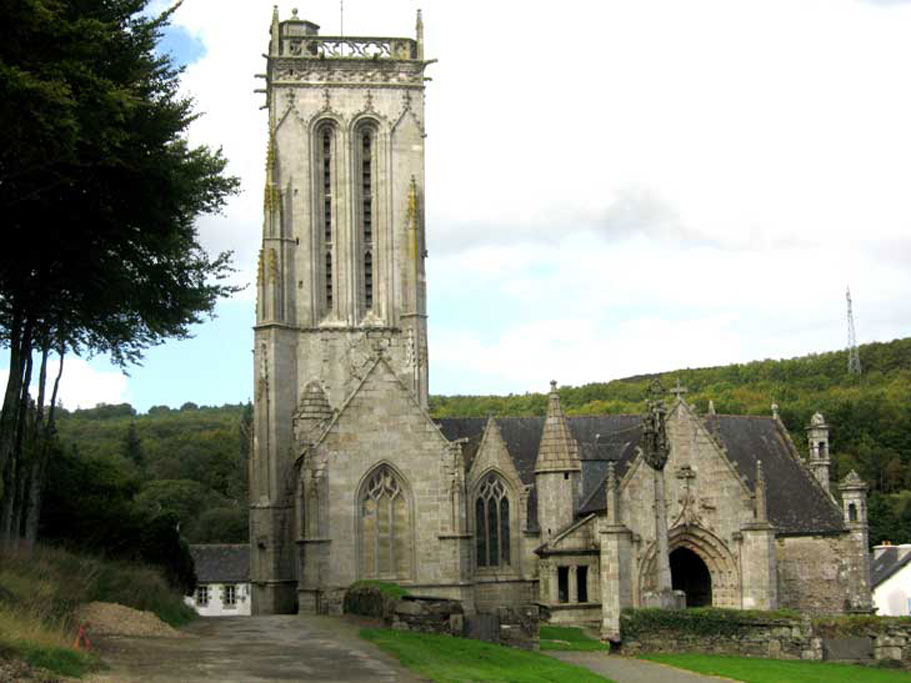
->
[777,534,868,612]
[620,612,911,666]
[309,359,472,606]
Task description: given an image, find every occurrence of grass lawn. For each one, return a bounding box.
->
[361,628,613,682]
[642,653,911,682]
[539,626,608,652]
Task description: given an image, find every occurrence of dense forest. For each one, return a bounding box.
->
[51,336,911,548]
[52,403,251,547]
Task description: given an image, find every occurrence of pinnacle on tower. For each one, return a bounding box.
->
[534,381,581,473]
[846,286,861,376]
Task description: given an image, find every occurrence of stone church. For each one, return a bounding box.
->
[249,9,872,637]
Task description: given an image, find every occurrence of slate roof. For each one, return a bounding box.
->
[872,545,911,587]
[704,415,844,534]
[189,544,250,584]
[439,409,845,536]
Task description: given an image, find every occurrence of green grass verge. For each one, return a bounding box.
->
[362,628,613,682]
[539,626,608,651]
[641,653,911,682]
[1,641,101,678]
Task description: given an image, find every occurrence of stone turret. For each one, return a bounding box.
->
[839,470,873,612]
[535,381,581,540]
[840,470,868,527]
[806,411,831,494]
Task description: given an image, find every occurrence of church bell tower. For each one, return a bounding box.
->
[249,7,432,614]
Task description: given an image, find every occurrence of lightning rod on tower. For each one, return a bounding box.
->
[846,286,861,376]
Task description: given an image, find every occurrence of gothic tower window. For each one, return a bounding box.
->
[316,122,335,315]
[359,465,411,579]
[364,251,373,310]
[475,472,510,568]
[355,123,377,316]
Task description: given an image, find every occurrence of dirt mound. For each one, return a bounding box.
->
[75,602,182,638]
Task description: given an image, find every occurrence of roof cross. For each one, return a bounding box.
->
[670,378,688,401]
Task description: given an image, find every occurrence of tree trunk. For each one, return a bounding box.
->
[0,309,25,499]
[23,346,62,554]
[3,344,33,550]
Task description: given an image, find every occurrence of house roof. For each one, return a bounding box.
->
[439,410,844,535]
[872,545,911,587]
[189,544,250,583]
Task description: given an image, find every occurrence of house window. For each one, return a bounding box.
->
[359,466,411,580]
[223,584,237,608]
[557,566,569,603]
[475,473,510,568]
[196,585,209,606]
[848,502,858,522]
[577,565,589,603]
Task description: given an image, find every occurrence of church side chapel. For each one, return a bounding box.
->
[248,9,873,636]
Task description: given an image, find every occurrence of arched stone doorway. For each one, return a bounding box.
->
[670,547,712,607]
[637,524,739,607]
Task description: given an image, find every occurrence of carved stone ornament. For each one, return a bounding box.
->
[642,385,670,472]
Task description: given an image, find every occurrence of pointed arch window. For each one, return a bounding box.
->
[355,123,377,316]
[315,122,336,316]
[359,465,412,579]
[475,472,510,567]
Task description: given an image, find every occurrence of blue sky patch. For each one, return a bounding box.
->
[157,24,206,68]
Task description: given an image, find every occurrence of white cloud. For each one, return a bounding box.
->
[130,0,911,401]
[0,358,129,412]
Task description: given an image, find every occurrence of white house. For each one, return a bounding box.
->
[185,544,251,617]
[872,543,911,617]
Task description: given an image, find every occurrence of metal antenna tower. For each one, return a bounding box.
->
[846,286,861,376]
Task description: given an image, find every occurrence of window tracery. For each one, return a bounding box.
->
[359,465,411,579]
[475,472,510,567]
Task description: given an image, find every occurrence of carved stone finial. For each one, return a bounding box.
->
[642,393,670,472]
[605,462,619,524]
[647,378,664,402]
[291,8,299,19]
[550,380,557,392]
[415,9,424,60]
[771,403,779,419]
[755,460,768,523]
[840,469,867,491]
[707,399,716,416]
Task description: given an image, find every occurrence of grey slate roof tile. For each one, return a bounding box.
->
[190,544,250,583]
[440,411,845,535]
[872,546,911,587]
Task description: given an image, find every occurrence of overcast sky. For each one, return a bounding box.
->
[5,0,911,412]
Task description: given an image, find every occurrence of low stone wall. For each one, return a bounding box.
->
[392,596,465,635]
[390,597,540,650]
[340,584,541,650]
[343,585,398,621]
[620,609,911,667]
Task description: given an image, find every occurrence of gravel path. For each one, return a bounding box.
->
[84,614,423,682]
[547,651,737,683]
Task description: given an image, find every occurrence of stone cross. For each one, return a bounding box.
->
[670,379,688,401]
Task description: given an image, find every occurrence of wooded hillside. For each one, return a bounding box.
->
[52,337,911,547]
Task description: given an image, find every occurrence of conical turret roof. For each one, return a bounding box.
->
[534,381,581,473]
[295,380,333,423]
